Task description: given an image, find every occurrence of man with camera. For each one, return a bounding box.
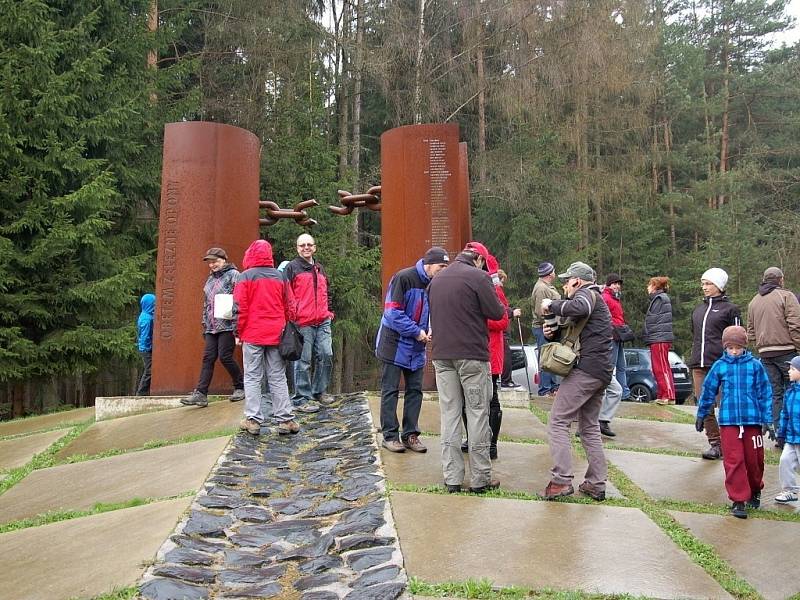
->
[540,262,613,501]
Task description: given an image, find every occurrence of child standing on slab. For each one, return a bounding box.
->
[775,356,800,503]
[696,325,774,518]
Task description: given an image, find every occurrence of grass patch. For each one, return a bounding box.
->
[0,492,195,534]
[408,576,652,599]
[80,586,139,600]
[0,419,94,497]
[529,404,550,425]
[603,442,781,465]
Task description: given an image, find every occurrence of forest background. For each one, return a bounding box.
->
[1,0,799,416]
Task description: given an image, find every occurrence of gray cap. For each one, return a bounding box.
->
[558,261,595,282]
[763,267,784,281]
[786,356,800,371]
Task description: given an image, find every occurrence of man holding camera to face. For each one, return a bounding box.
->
[539,262,614,501]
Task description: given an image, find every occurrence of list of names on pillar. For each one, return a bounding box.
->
[423,138,452,248]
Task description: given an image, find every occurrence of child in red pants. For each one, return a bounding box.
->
[695,326,774,518]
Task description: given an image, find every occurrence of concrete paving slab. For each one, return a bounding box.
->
[391,491,732,599]
[95,395,188,421]
[0,437,229,524]
[0,497,191,600]
[368,396,547,442]
[382,437,621,498]
[607,449,783,506]
[0,429,68,472]
[670,510,800,600]
[0,407,94,438]
[56,399,241,460]
[606,418,712,454]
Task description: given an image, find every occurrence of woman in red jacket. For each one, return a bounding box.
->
[234,239,298,436]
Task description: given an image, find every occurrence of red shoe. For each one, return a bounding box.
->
[543,481,574,500]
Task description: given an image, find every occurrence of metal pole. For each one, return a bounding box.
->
[516,317,532,397]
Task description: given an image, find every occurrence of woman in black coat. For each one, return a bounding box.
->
[643,276,675,405]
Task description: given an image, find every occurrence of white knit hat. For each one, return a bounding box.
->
[701,267,728,292]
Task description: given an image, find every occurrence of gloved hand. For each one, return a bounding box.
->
[695,417,705,433]
[762,424,776,441]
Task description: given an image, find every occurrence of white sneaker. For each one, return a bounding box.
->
[775,491,798,503]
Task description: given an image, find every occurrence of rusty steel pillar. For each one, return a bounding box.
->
[381,123,472,389]
[151,122,261,395]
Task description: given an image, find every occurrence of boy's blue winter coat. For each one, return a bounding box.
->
[778,382,800,444]
[697,350,772,426]
[137,294,155,352]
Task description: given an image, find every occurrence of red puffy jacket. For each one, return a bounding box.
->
[486,255,510,375]
[234,240,296,345]
[284,256,334,327]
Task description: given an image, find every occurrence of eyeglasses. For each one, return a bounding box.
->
[298,243,315,248]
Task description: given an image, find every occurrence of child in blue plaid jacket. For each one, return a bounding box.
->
[696,325,773,518]
[775,356,800,503]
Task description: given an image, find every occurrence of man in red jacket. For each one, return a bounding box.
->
[234,240,299,436]
[284,233,335,414]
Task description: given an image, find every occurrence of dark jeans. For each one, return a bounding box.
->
[533,327,557,394]
[380,361,423,441]
[501,333,513,385]
[196,331,243,394]
[136,351,152,396]
[761,352,794,427]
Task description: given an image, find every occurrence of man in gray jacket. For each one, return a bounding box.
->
[540,261,613,501]
[428,243,505,494]
[747,267,800,442]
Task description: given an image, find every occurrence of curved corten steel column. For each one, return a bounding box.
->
[381,123,472,389]
[152,122,260,395]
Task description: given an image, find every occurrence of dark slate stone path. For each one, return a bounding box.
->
[139,393,407,600]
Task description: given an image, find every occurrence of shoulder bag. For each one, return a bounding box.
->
[539,291,597,377]
[279,322,304,361]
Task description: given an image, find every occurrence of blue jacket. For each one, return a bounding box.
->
[375,260,431,370]
[697,350,772,426]
[778,383,800,444]
[137,293,155,352]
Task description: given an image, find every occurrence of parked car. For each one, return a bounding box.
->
[509,344,539,393]
[623,347,692,404]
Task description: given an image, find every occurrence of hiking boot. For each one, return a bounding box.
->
[315,394,336,406]
[229,389,245,402]
[181,390,208,407]
[599,421,616,437]
[446,484,462,493]
[730,501,747,519]
[382,439,405,453]
[402,434,427,453]
[277,420,300,435]
[469,478,500,494]
[295,401,320,414]
[544,481,574,500]
[578,481,606,501]
[239,418,261,435]
[775,490,798,503]
[702,444,722,460]
[747,491,761,509]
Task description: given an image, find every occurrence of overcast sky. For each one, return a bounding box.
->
[770,0,800,46]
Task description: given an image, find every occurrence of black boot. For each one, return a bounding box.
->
[489,410,503,459]
[599,420,616,437]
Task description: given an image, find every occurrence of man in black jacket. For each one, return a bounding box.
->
[540,261,613,501]
[428,244,505,494]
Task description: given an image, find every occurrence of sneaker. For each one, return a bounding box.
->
[578,481,606,502]
[500,383,524,391]
[544,481,574,500]
[599,421,616,437]
[469,478,500,494]
[382,439,405,453]
[702,444,722,460]
[295,401,320,414]
[316,394,336,406]
[239,418,261,435]
[730,501,747,519]
[446,484,462,493]
[230,389,245,402]
[775,490,798,503]
[277,420,300,435]
[402,434,427,453]
[747,491,761,509]
[181,390,208,407]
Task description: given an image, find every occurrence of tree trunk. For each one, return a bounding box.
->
[147,0,158,69]
[351,0,364,182]
[718,31,730,209]
[476,18,487,184]
[336,0,350,178]
[413,0,426,124]
[665,120,676,255]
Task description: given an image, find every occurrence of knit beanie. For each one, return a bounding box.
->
[701,267,728,292]
[537,262,555,277]
[722,325,747,349]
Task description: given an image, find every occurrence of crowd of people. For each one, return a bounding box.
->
[135,237,800,518]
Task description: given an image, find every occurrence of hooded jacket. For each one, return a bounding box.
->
[642,291,674,344]
[375,260,431,370]
[601,286,626,327]
[284,256,334,327]
[688,295,741,369]
[746,283,800,356]
[549,283,614,384]
[202,263,239,334]
[428,253,505,361]
[234,240,296,345]
[778,382,800,444]
[487,255,510,375]
[697,350,772,426]
[137,294,155,352]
